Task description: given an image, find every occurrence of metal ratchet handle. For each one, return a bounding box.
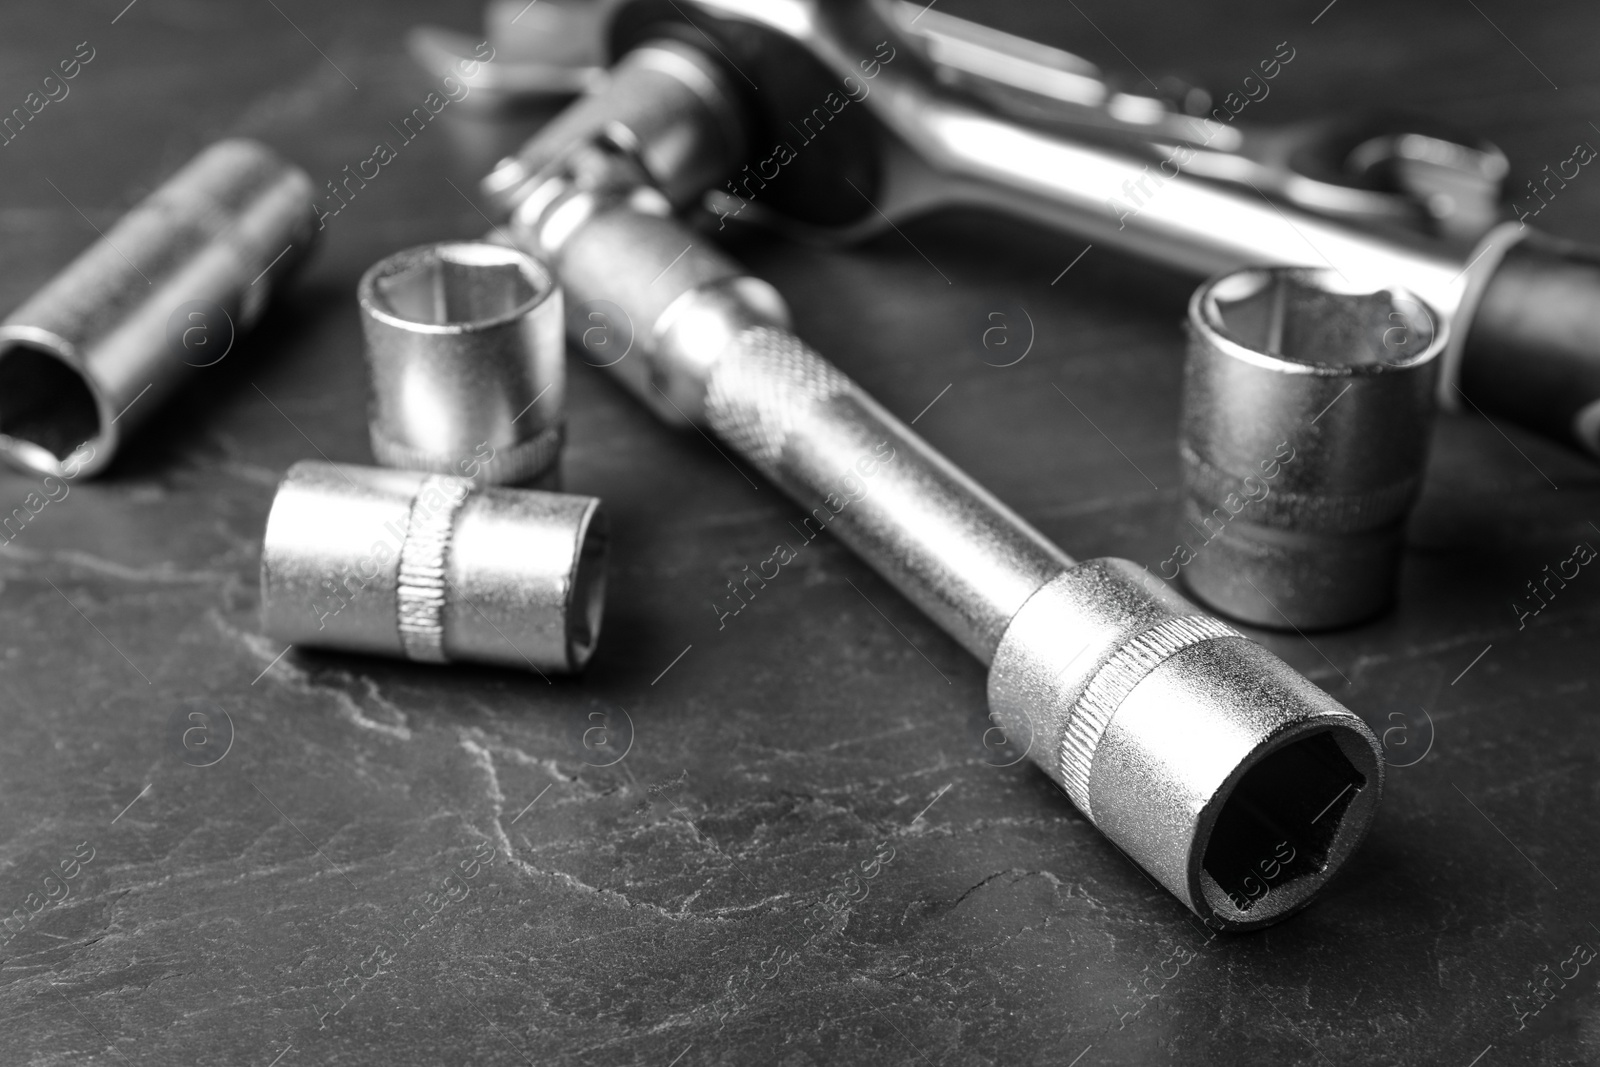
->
[483,1,1600,457]
[562,0,1600,456]
[891,1,1507,242]
[508,143,1384,930]
[485,7,1474,411]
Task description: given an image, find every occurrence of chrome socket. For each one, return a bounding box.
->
[0,139,318,478]
[989,559,1383,930]
[1178,267,1446,631]
[359,242,565,485]
[260,461,607,673]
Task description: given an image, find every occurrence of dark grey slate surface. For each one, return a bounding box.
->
[2,1,1598,1063]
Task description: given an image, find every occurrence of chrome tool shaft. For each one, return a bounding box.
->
[501,136,1383,930]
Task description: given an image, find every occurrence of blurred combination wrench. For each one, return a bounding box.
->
[448,0,1600,458]
[425,0,1507,241]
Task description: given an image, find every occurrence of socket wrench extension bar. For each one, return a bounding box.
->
[500,133,1383,930]
[484,0,1600,458]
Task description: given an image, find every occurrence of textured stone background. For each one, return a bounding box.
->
[1,1,1598,1064]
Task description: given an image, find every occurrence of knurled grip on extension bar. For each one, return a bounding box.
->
[697,320,1071,662]
[703,325,853,473]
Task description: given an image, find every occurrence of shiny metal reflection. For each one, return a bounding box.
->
[360,241,565,486]
[260,461,606,673]
[1179,267,1446,630]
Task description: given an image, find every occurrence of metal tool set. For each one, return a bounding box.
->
[10,0,1598,933]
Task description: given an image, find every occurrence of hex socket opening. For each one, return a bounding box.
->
[566,504,609,670]
[0,341,103,476]
[1181,267,1446,631]
[1197,726,1379,929]
[365,242,553,332]
[1199,267,1440,369]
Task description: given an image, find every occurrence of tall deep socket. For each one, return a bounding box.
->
[0,139,318,478]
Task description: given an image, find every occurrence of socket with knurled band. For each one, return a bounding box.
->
[260,461,607,673]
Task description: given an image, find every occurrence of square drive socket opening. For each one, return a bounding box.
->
[0,342,101,466]
[1201,730,1366,914]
